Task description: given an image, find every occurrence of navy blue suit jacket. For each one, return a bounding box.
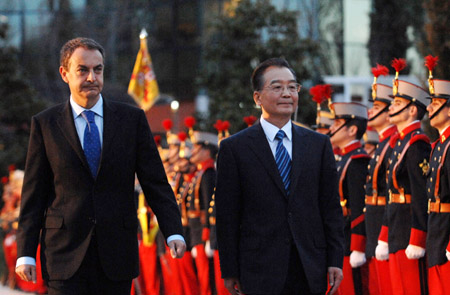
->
[215,123,344,294]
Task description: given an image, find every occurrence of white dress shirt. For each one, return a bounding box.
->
[260,117,293,160]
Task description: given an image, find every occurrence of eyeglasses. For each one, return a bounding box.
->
[262,83,302,94]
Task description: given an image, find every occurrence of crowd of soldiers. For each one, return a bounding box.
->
[1,55,450,295]
[312,56,449,295]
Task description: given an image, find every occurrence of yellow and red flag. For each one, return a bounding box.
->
[128,29,160,111]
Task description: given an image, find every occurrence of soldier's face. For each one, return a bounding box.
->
[59,47,104,108]
[253,66,299,122]
[427,98,450,131]
[329,119,349,147]
[388,97,410,125]
[368,101,389,128]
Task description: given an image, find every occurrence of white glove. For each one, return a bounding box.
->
[349,250,366,268]
[205,240,214,258]
[191,246,197,258]
[446,250,450,261]
[375,240,389,261]
[405,244,425,259]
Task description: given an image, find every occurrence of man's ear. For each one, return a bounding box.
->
[409,104,418,118]
[348,125,357,137]
[59,66,69,84]
[253,91,261,106]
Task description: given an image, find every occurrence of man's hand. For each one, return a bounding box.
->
[16,264,36,283]
[349,250,366,268]
[224,277,243,295]
[168,239,186,258]
[327,267,343,295]
[405,244,425,259]
[446,250,450,261]
[375,240,389,261]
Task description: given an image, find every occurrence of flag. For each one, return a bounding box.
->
[128,29,160,111]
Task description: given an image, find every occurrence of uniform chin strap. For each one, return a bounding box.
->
[329,119,349,138]
[368,104,389,122]
[389,101,413,118]
[429,101,449,120]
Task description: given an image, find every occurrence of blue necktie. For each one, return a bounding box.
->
[82,110,101,177]
[275,130,291,194]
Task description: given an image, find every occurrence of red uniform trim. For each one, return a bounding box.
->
[409,133,430,145]
[379,125,397,142]
[351,234,367,252]
[409,228,427,248]
[399,121,421,140]
[341,141,362,155]
[202,228,210,241]
[389,133,400,148]
[351,154,371,160]
[351,214,365,228]
[378,225,388,243]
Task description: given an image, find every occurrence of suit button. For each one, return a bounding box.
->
[88,217,96,224]
[285,238,290,245]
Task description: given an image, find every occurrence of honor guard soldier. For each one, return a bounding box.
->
[188,131,218,295]
[173,132,200,295]
[363,127,379,157]
[313,110,334,135]
[329,102,370,295]
[424,55,450,295]
[365,68,397,295]
[375,58,430,295]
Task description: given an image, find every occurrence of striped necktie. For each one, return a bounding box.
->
[275,130,291,194]
[82,110,101,177]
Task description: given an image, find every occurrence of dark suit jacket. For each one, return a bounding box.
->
[215,123,344,294]
[16,99,183,281]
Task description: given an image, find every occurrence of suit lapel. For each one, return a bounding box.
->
[290,124,308,195]
[57,101,91,173]
[247,124,286,197]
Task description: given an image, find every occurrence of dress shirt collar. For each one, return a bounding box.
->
[260,117,292,142]
[70,95,104,119]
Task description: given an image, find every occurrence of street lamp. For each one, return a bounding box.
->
[170,100,179,132]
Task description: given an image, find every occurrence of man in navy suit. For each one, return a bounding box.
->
[15,37,185,294]
[215,58,344,295]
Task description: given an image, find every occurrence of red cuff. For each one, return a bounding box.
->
[378,225,388,243]
[409,228,427,248]
[202,228,210,241]
[351,234,366,252]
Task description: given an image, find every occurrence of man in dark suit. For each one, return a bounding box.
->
[215,58,344,295]
[15,37,186,294]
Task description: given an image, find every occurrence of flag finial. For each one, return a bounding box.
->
[139,28,148,40]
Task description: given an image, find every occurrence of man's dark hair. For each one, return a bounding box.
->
[200,143,218,160]
[347,118,367,140]
[414,103,427,120]
[60,37,105,70]
[251,58,297,91]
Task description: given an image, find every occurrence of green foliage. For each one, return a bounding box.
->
[199,0,319,133]
[367,0,424,72]
[0,39,48,176]
[421,0,450,80]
